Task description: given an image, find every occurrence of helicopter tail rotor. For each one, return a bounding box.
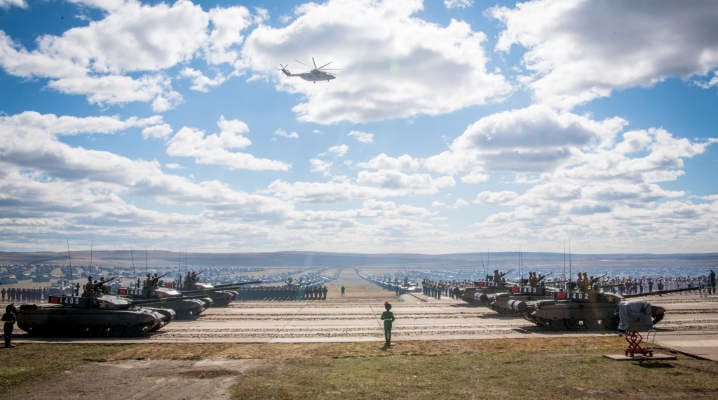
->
[279,64,292,76]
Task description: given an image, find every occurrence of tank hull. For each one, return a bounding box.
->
[520,300,666,330]
[16,304,164,337]
[138,299,206,320]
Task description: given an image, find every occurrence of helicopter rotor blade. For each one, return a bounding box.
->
[295,59,309,67]
[317,61,333,70]
[312,57,317,69]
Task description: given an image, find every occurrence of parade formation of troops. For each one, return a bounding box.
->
[1,287,47,303]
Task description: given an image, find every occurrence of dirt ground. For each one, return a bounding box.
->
[5,359,260,400]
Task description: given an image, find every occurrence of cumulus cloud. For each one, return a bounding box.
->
[356,170,455,192]
[348,130,374,143]
[142,124,173,140]
[491,0,718,108]
[695,71,718,89]
[432,198,469,209]
[274,128,299,139]
[358,153,421,171]
[0,1,258,111]
[268,169,455,203]
[474,191,518,205]
[328,144,349,157]
[0,0,27,9]
[444,0,472,9]
[180,68,227,92]
[166,116,290,171]
[242,0,511,124]
[426,105,626,177]
[310,158,332,176]
[0,110,300,250]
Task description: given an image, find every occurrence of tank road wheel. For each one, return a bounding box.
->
[583,319,601,331]
[542,319,564,330]
[123,325,144,337]
[602,317,619,331]
[110,326,125,337]
[563,319,580,330]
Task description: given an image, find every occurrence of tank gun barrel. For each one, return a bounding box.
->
[590,273,609,284]
[621,286,701,299]
[211,280,262,289]
[182,280,262,294]
[128,294,211,305]
[93,277,117,289]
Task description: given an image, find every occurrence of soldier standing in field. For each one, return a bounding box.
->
[381,302,395,347]
[2,303,17,348]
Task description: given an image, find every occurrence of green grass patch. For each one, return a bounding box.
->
[2,338,717,400]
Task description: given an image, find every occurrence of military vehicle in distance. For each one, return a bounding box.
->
[459,269,514,304]
[16,294,172,337]
[119,286,208,320]
[179,271,261,307]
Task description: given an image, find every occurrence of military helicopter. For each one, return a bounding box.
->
[280,57,337,83]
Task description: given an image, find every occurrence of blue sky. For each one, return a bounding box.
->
[1,0,717,253]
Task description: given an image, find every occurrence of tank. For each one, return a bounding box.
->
[515,288,687,330]
[16,295,169,337]
[459,270,514,304]
[180,275,261,307]
[119,287,208,320]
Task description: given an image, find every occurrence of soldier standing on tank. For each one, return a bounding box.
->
[2,303,17,348]
[381,302,395,347]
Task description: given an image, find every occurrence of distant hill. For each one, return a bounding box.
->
[1,250,717,269]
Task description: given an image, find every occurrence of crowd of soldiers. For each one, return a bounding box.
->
[421,279,456,299]
[601,273,716,296]
[81,276,114,298]
[1,287,47,303]
[233,285,328,301]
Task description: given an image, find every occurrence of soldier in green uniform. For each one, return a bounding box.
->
[3,303,17,348]
[381,301,395,347]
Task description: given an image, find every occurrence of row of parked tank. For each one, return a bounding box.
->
[450,271,697,331]
[14,275,261,338]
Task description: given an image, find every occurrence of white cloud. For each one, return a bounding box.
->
[432,198,469,209]
[444,0,472,9]
[695,71,718,89]
[0,111,298,239]
[356,170,455,193]
[426,105,626,176]
[491,0,718,108]
[0,0,27,10]
[167,116,290,171]
[242,0,511,124]
[142,124,173,140]
[474,191,518,205]
[328,144,349,157]
[348,130,374,144]
[268,169,455,203]
[0,1,258,111]
[274,128,299,139]
[165,163,182,170]
[180,68,227,92]
[205,5,253,65]
[358,153,421,171]
[309,158,332,176]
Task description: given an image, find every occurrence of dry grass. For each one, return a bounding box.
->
[2,338,717,399]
